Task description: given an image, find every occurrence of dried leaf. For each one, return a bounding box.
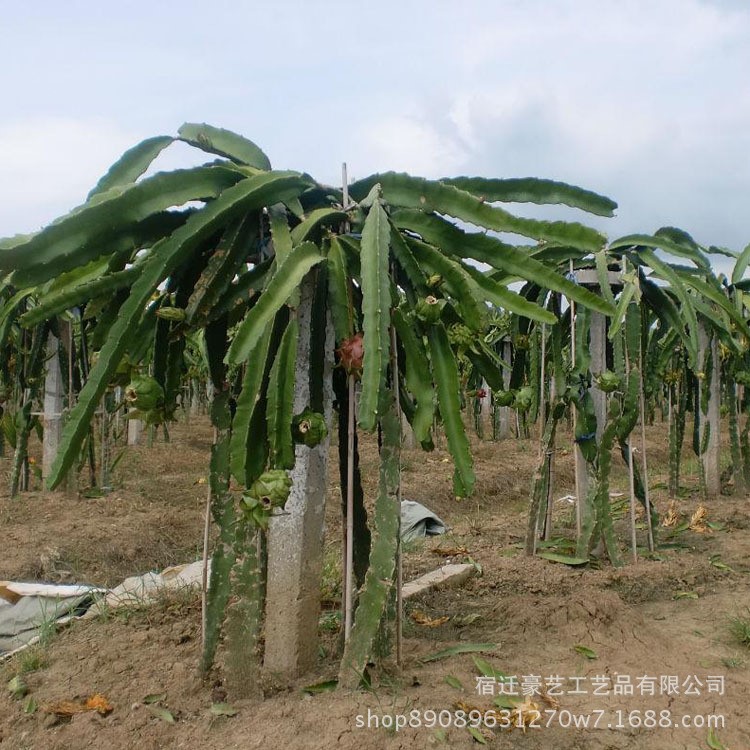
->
[444,675,464,690]
[85,695,114,715]
[301,680,338,694]
[432,546,469,557]
[411,610,450,627]
[421,643,496,663]
[7,676,27,700]
[710,556,735,573]
[661,500,679,528]
[210,702,238,717]
[537,552,589,566]
[467,725,487,744]
[689,505,709,533]
[512,695,542,731]
[45,694,113,717]
[143,693,167,705]
[453,613,482,627]
[148,705,175,723]
[706,728,728,750]
[573,645,597,659]
[673,591,699,600]
[472,655,507,680]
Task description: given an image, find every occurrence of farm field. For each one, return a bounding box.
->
[2,417,749,750]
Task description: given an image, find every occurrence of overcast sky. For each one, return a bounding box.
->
[2,0,749,262]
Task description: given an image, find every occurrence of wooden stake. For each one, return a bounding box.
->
[200,427,217,656]
[342,159,356,644]
[539,322,547,447]
[639,355,655,553]
[344,374,356,642]
[569,260,582,539]
[627,442,638,564]
[390,323,403,669]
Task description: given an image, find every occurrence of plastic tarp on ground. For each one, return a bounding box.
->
[0,561,207,658]
[0,582,103,657]
[400,499,447,542]
[0,503,445,656]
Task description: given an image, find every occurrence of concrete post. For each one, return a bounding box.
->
[479,379,492,437]
[42,332,63,486]
[589,312,608,440]
[497,340,512,439]
[264,276,334,677]
[127,417,143,446]
[698,325,721,496]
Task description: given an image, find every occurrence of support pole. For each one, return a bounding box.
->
[264,276,334,677]
[42,332,63,487]
[698,324,721,496]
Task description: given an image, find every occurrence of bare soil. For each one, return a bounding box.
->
[1,416,749,750]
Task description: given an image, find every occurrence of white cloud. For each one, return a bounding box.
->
[0,117,137,237]
[355,115,469,179]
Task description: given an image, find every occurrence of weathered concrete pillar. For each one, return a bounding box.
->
[264,277,334,677]
[401,412,416,449]
[497,340,512,439]
[42,332,63,485]
[589,312,608,440]
[127,417,143,446]
[698,325,721,496]
[479,378,492,436]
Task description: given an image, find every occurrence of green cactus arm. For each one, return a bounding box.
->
[201,390,237,673]
[88,135,174,199]
[48,171,310,489]
[338,390,400,689]
[224,518,264,696]
[637,249,699,368]
[427,323,475,496]
[610,233,710,270]
[178,122,271,170]
[266,318,299,470]
[392,210,614,317]
[393,308,435,444]
[228,241,322,363]
[463,264,556,324]
[268,204,293,264]
[358,198,391,432]
[20,267,138,327]
[326,237,356,344]
[0,166,245,284]
[388,226,427,296]
[349,173,606,252]
[230,325,273,484]
[440,176,617,217]
[405,237,487,332]
[185,214,260,324]
[208,258,272,323]
[290,208,347,246]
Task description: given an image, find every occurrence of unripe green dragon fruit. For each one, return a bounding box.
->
[414,295,445,324]
[426,274,443,288]
[292,408,328,448]
[155,306,187,322]
[513,386,534,412]
[494,390,514,407]
[447,323,474,349]
[594,370,621,393]
[513,334,530,350]
[124,376,164,411]
[246,469,292,509]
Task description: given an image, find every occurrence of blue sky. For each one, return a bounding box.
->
[2,0,749,260]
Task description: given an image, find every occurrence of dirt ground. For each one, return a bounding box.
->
[1,414,749,750]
